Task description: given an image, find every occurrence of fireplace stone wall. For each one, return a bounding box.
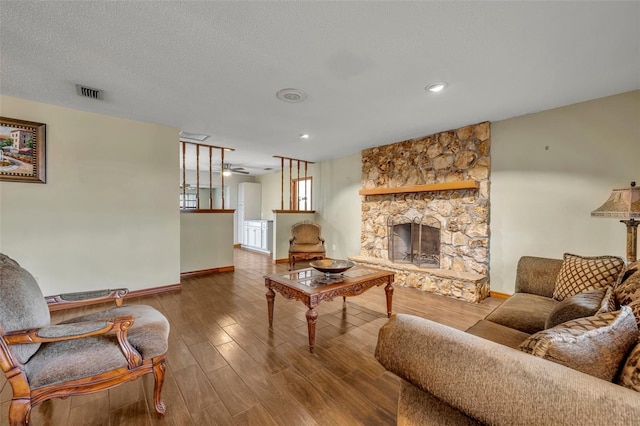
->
[355,122,490,302]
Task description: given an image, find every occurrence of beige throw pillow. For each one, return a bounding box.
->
[545,288,608,329]
[519,306,638,381]
[552,253,624,301]
[599,285,616,314]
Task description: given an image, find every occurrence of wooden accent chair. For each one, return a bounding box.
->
[288,220,326,270]
[0,253,169,425]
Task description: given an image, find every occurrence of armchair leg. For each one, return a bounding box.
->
[9,399,31,426]
[152,356,167,417]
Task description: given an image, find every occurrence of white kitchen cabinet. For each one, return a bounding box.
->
[242,220,272,253]
[238,182,262,245]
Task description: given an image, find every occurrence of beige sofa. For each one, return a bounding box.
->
[375,256,640,425]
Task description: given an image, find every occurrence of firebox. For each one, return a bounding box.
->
[387,216,440,268]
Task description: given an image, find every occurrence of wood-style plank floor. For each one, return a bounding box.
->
[1,249,502,425]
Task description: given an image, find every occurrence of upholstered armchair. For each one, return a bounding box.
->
[288,220,326,270]
[0,253,170,426]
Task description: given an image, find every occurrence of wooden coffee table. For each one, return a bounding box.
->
[264,265,395,353]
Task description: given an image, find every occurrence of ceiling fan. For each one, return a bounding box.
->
[214,163,250,176]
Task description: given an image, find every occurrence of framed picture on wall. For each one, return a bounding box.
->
[0,117,46,183]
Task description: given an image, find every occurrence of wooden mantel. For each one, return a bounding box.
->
[358,180,479,196]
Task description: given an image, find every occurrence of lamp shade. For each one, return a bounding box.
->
[591,182,640,219]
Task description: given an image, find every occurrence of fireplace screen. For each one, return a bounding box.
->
[388,216,440,268]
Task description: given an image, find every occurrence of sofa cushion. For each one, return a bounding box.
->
[617,339,640,392]
[519,306,638,381]
[514,256,564,298]
[466,319,530,349]
[544,288,608,329]
[485,293,558,334]
[552,253,624,301]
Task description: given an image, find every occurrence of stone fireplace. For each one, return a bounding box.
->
[350,122,491,302]
[388,212,440,267]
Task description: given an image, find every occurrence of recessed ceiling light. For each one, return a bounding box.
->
[179,131,210,141]
[299,134,310,139]
[426,82,447,93]
[276,88,307,103]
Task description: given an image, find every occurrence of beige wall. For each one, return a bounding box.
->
[313,152,362,260]
[0,96,180,295]
[180,212,234,272]
[491,90,640,293]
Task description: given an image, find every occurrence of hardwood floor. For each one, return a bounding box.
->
[0,249,502,425]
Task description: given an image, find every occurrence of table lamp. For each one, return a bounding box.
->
[591,181,640,263]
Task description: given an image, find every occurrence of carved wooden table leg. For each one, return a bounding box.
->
[385,283,394,318]
[266,287,275,327]
[152,356,167,416]
[305,307,318,353]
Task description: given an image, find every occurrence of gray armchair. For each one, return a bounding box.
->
[0,253,170,425]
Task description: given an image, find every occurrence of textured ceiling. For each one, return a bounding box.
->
[1,1,639,174]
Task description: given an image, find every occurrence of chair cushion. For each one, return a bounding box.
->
[485,293,558,334]
[60,304,170,359]
[25,304,169,389]
[290,243,325,253]
[0,253,50,364]
[552,253,624,301]
[519,306,638,382]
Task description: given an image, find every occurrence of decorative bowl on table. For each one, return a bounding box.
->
[309,259,355,275]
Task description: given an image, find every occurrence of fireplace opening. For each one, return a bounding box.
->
[388,216,440,268]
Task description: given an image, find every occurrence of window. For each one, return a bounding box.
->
[179,192,197,209]
[292,177,312,211]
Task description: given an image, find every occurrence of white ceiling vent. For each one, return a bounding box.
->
[179,131,210,142]
[75,84,103,100]
[276,88,307,103]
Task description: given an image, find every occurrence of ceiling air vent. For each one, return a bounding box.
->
[179,131,210,142]
[276,88,307,103]
[75,84,103,100]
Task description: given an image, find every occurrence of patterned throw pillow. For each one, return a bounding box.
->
[624,300,640,327]
[519,306,638,381]
[618,340,640,392]
[615,259,640,287]
[614,261,640,307]
[552,253,625,301]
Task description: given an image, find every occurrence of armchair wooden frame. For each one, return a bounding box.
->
[0,288,166,426]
